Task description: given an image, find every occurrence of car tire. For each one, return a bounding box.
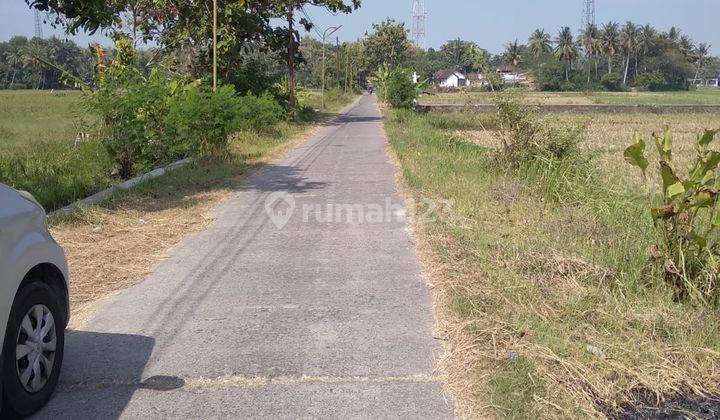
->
[1,281,65,417]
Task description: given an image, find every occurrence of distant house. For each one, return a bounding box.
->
[433,70,467,88]
[496,66,528,85]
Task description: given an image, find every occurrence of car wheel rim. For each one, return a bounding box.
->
[15,304,57,393]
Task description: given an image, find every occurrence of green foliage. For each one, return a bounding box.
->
[534,60,565,91]
[494,93,582,163]
[625,128,720,304]
[635,72,665,91]
[363,19,412,72]
[560,81,576,92]
[91,38,283,178]
[385,68,424,109]
[601,72,625,91]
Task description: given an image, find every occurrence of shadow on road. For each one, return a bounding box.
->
[32,331,183,419]
[241,164,329,194]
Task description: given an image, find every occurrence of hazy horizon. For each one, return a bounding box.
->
[1,1,718,55]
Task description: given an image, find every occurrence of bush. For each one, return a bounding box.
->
[534,60,565,91]
[625,128,720,304]
[385,68,418,109]
[635,72,666,91]
[560,81,576,92]
[601,72,625,91]
[91,38,284,177]
[494,93,583,163]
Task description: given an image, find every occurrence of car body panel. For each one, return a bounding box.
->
[0,184,69,383]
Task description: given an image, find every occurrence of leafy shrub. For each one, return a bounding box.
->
[635,72,665,91]
[164,85,250,160]
[625,128,720,304]
[601,72,625,91]
[494,93,583,163]
[91,37,283,177]
[233,93,286,131]
[385,68,418,109]
[560,81,576,92]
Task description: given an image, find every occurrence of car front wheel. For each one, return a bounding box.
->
[2,281,65,417]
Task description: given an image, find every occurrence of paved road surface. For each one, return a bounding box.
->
[36,95,453,419]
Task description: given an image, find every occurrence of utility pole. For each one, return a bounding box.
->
[321,25,341,110]
[287,5,296,118]
[336,37,341,90]
[212,0,217,92]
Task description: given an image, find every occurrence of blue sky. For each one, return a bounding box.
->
[1,0,718,54]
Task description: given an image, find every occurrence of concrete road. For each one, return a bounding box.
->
[36,95,453,419]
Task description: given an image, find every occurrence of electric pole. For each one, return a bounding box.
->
[321,25,341,109]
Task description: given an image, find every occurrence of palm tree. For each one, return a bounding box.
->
[679,35,695,60]
[579,23,600,82]
[694,43,711,80]
[620,22,639,84]
[504,40,523,68]
[554,27,578,81]
[528,29,552,59]
[4,49,25,88]
[637,24,656,74]
[666,26,680,43]
[601,22,620,74]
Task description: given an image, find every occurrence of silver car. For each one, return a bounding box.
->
[0,184,69,416]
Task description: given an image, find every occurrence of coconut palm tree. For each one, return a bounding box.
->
[679,35,695,60]
[579,23,600,82]
[620,22,639,84]
[637,24,656,74]
[601,22,620,74]
[666,26,680,43]
[504,40,523,68]
[4,49,25,88]
[554,27,578,81]
[528,29,552,59]
[694,43,711,80]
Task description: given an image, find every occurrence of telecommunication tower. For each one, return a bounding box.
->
[581,0,596,29]
[411,0,427,49]
[34,9,44,38]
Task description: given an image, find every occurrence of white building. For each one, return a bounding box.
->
[433,70,467,88]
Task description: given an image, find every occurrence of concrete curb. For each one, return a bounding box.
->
[416,103,720,113]
[50,158,192,217]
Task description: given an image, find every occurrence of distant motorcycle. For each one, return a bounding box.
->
[367,86,374,94]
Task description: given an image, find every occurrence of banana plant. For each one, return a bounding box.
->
[625,127,720,303]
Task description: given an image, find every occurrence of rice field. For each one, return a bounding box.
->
[420,88,720,106]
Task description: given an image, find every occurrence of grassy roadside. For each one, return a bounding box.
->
[420,89,720,106]
[53,93,358,325]
[383,109,720,417]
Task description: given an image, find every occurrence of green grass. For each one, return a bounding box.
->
[0,90,113,211]
[384,109,720,417]
[0,88,355,212]
[421,88,720,105]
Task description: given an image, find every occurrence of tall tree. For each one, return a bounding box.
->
[601,22,620,73]
[503,40,523,68]
[620,21,639,84]
[528,29,552,59]
[553,27,578,81]
[579,23,600,81]
[637,24,657,74]
[694,43,711,80]
[363,18,412,72]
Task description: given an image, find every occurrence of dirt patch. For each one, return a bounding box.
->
[611,390,720,419]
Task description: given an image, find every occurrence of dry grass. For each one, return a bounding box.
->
[384,108,720,418]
